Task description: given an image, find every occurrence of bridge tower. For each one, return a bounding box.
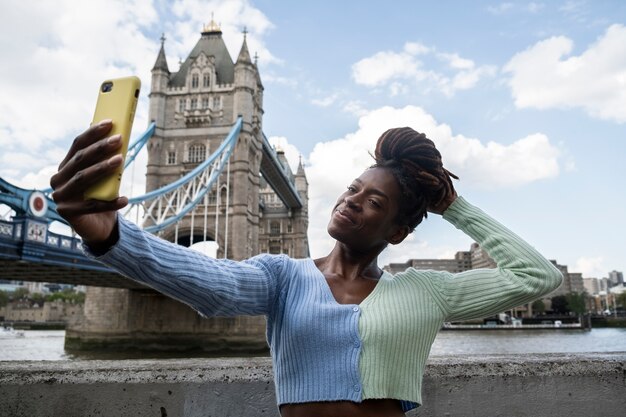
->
[65,21,309,352]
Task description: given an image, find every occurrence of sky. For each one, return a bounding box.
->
[0,0,625,279]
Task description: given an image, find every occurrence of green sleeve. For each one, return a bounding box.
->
[424,196,563,322]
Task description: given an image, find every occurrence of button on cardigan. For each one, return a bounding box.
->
[86,197,563,411]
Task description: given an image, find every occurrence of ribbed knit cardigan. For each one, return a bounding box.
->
[86,197,563,411]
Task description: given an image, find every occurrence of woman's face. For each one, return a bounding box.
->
[327,167,406,252]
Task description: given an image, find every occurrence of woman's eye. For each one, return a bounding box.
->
[347,185,356,192]
[369,199,381,208]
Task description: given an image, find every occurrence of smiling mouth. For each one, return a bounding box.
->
[335,209,356,224]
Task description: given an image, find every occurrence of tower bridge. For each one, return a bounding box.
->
[0,21,309,352]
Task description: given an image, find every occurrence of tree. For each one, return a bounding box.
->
[532,299,546,315]
[31,292,45,305]
[565,292,587,316]
[45,288,85,304]
[616,292,626,309]
[551,295,569,314]
[12,287,29,300]
[0,290,8,307]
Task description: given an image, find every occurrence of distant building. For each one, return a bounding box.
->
[583,278,600,295]
[384,243,494,275]
[470,242,497,269]
[258,150,309,257]
[608,270,624,286]
[548,262,585,297]
[0,299,82,323]
[599,277,610,293]
[584,277,611,296]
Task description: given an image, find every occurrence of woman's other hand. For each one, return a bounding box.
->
[427,188,458,215]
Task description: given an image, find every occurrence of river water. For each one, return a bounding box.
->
[1,328,625,361]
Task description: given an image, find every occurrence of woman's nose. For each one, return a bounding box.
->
[344,194,361,210]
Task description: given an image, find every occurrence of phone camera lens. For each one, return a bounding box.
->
[101,82,113,93]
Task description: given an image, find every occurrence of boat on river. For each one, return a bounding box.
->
[0,325,25,338]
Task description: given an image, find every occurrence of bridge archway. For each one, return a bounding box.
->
[159,224,230,259]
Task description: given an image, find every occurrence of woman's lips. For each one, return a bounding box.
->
[334,209,356,224]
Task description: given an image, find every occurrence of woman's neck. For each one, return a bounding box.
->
[316,242,385,281]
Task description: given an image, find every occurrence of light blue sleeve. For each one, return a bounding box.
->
[83,216,286,317]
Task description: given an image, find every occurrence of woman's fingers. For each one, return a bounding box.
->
[50,133,122,191]
[59,119,113,168]
[55,197,128,219]
[51,154,123,202]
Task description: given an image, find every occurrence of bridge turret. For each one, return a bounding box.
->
[233,31,257,125]
[149,34,170,129]
[293,157,309,257]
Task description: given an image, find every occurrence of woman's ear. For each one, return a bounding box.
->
[387,225,410,245]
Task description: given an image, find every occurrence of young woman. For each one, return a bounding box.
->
[50,121,563,417]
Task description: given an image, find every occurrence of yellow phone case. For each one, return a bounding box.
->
[84,76,141,201]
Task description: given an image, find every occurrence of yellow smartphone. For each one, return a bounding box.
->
[84,76,141,201]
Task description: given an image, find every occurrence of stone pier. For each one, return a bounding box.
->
[1,352,624,416]
[65,287,268,353]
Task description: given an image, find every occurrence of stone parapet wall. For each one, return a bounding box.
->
[0,353,624,416]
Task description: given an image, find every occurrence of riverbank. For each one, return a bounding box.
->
[592,316,626,328]
[3,328,626,361]
[1,321,66,330]
[1,352,624,417]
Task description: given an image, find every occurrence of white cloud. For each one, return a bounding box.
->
[169,0,278,66]
[503,24,626,123]
[311,93,339,107]
[267,136,302,173]
[304,105,562,258]
[262,73,298,87]
[487,2,514,15]
[573,256,606,278]
[351,42,495,97]
[559,0,590,23]
[437,52,475,70]
[404,42,430,55]
[342,101,369,117]
[487,2,545,15]
[0,0,277,188]
[351,50,421,87]
[0,0,157,183]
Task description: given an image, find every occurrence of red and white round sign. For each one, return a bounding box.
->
[29,191,48,217]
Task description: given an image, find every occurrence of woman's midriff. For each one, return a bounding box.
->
[280,399,406,417]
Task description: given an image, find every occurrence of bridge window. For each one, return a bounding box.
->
[191,74,199,88]
[188,144,206,163]
[178,99,186,112]
[167,151,176,165]
[202,97,209,109]
[212,96,221,109]
[287,222,292,233]
[270,221,280,235]
[190,98,197,110]
[269,242,281,254]
[203,73,210,87]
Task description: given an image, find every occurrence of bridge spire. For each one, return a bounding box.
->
[236,29,252,64]
[202,13,222,34]
[152,33,170,72]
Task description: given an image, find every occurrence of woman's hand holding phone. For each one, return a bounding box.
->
[49,120,128,250]
[50,76,140,252]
